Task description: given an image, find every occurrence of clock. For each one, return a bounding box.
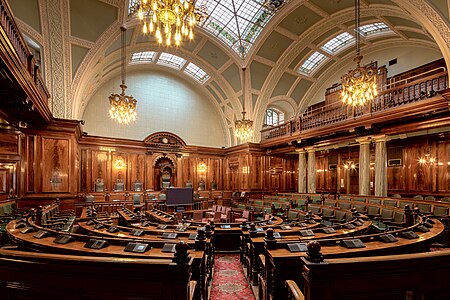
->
[162,138,168,144]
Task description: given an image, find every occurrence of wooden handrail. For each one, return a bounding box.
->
[286,280,305,300]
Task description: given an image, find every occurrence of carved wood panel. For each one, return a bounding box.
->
[41,137,69,193]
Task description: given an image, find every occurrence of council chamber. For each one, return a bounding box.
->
[0,0,449,299]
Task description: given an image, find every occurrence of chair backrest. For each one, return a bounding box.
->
[211,205,217,212]
[133,182,143,192]
[221,206,227,214]
[383,199,397,207]
[132,194,141,205]
[216,205,222,212]
[339,202,352,210]
[413,195,423,200]
[354,197,366,202]
[264,214,271,220]
[114,181,124,192]
[242,210,250,219]
[193,211,203,221]
[85,195,95,203]
[309,205,321,215]
[393,211,405,223]
[94,181,104,192]
[211,181,218,190]
[398,201,412,209]
[433,206,449,217]
[324,200,336,207]
[322,208,335,218]
[368,198,381,205]
[159,193,166,200]
[176,212,183,224]
[392,194,402,198]
[424,196,436,201]
[335,210,346,221]
[354,203,366,213]
[287,211,298,221]
[367,206,380,216]
[214,211,221,222]
[416,203,431,214]
[381,208,394,219]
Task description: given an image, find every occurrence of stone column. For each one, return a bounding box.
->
[357,137,371,195]
[307,147,316,193]
[296,149,307,193]
[374,135,388,197]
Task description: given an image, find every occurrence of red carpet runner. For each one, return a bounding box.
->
[210,254,256,300]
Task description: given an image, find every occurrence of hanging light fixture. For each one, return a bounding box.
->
[108,26,137,125]
[235,67,254,142]
[137,0,207,46]
[341,0,378,106]
[343,146,357,170]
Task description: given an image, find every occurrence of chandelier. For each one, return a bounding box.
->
[341,0,378,106]
[235,68,254,142]
[108,27,137,125]
[137,0,207,46]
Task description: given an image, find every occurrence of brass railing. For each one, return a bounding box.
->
[261,71,448,142]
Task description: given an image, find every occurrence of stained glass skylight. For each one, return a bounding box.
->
[297,51,328,75]
[129,0,286,59]
[157,53,187,70]
[130,51,156,63]
[321,32,355,54]
[357,22,392,36]
[184,62,210,83]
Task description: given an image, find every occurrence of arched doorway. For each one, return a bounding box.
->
[153,157,175,191]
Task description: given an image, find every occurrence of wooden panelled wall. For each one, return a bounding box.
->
[1,125,450,199]
[314,135,450,196]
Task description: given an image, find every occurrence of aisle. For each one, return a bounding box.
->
[209,254,256,300]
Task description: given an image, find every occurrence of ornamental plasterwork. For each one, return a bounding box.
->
[400,0,449,47]
[14,19,43,45]
[47,0,66,118]
[39,0,52,112]
[252,7,429,137]
[62,0,72,117]
[69,36,95,48]
[99,0,121,7]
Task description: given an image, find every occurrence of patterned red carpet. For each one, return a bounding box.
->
[210,254,256,300]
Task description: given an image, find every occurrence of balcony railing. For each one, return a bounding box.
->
[0,0,51,118]
[261,70,448,142]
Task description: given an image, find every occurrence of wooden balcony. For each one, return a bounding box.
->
[0,0,52,125]
[261,69,449,147]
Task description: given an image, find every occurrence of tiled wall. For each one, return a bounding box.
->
[82,69,228,147]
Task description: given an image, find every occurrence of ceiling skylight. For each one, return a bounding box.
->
[297,51,328,75]
[321,32,355,54]
[129,0,285,59]
[157,53,187,70]
[184,62,210,83]
[357,22,392,36]
[130,51,156,63]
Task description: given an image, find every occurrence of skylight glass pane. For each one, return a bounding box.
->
[130,51,156,63]
[157,53,186,69]
[357,22,391,36]
[129,0,283,58]
[184,63,210,83]
[297,51,328,75]
[321,32,355,54]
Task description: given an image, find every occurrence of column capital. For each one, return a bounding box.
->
[295,148,306,154]
[372,134,390,143]
[305,147,316,153]
[355,137,371,145]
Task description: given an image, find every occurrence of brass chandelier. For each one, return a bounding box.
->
[137,0,206,46]
[341,0,378,106]
[108,27,137,125]
[234,67,254,142]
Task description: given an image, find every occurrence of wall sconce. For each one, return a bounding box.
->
[242,166,250,174]
[114,158,126,170]
[197,162,207,173]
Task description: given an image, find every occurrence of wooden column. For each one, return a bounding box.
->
[357,137,371,195]
[296,149,307,193]
[307,147,316,193]
[374,135,388,197]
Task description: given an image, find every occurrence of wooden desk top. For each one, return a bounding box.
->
[145,210,175,224]
[7,220,204,259]
[267,219,444,259]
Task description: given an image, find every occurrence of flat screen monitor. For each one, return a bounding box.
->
[166,187,193,206]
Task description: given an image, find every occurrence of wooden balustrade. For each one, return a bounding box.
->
[261,70,449,142]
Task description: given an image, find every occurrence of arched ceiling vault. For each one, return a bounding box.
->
[7,0,450,143]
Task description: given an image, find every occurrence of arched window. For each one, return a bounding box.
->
[265,108,285,126]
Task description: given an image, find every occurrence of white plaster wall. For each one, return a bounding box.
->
[308,45,443,106]
[82,69,227,148]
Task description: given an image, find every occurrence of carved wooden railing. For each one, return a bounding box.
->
[0,0,51,120]
[261,70,448,142]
